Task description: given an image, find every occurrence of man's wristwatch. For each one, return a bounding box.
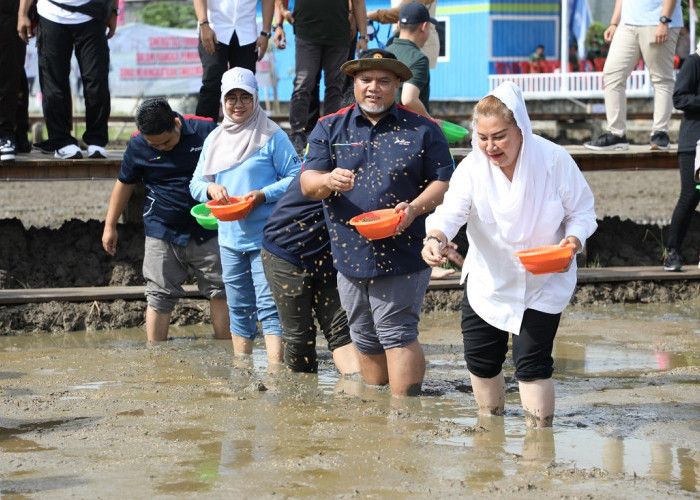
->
[423,235,445,250]
[111,7,121,15]
[199,20,209,27]
[659,15,671,24]
[273,23,283,30]
[358,34,367,40]
[260,30,272,38]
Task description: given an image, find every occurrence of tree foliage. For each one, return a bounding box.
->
[137,1,197,28]
[585,22,606,49]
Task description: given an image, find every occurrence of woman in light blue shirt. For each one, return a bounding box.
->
[190,67,300,362]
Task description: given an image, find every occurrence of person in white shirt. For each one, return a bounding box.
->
[583,0,682,151]
[422,81,597,428]
[194,0,273,121]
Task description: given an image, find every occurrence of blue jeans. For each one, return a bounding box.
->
[220,247,281,339]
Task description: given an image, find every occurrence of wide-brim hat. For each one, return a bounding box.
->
[341,49,413,82]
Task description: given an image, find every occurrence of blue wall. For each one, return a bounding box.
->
[268,0,560,102]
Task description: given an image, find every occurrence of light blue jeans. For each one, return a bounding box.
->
[219,246,281,339]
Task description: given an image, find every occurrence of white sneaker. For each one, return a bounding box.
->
[55,144,83,159]
[87,145,108,158]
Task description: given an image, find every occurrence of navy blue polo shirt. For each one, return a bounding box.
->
[262,173,333,275]
[119,113,217,246]
[303,103,454,279]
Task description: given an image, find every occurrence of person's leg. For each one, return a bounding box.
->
[602,25,642,137]
[369,269,431,396]
[261,249,317,371]
[209,298,231,339]
[0,2,22,141]
[196,38,231,120]
[74,19,110,148]
[142,237,189,342]
[186,236,230,338]
[461,285,509,414]
[331,343,361,375]
[311,256,360,375]
[667,152,700,252]
[146,306,171,342]
[227,34,258,74]
[37,17,77,149]
[289,38,323,136]
[15,41,29,150]
[250,250,283,364]
[518,379,555,428]
[320,44,350,116]
[337,272,388,385]
[639,26,679,135]
[512,308,561,428]
[385,340,425,396]
[220,246,259,355]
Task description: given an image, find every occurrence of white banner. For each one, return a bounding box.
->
[108,23,203,97]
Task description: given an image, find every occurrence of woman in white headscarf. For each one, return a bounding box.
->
[190,67,300,363]
[422,81,597,428]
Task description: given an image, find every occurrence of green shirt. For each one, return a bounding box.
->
[387,38,431,113]
[292,0,350,47]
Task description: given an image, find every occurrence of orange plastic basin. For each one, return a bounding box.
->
[205,196,254,221]
[349,209,405,240]
[514,243,576,275]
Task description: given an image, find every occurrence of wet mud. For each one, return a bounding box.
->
[1,305,698,498]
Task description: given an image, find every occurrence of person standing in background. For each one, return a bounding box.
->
[17,0,118,159]
[386,2,436,120]
[663,41,700,271]
[194,0,274,121]
[275,0,367,154]
[0,0,31,161]
[367,0,439,69]
[583,0,682,151]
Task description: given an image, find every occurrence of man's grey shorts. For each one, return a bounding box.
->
[143,236,226,313]
[337,268,431,355]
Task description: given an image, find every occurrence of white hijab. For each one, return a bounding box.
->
[470,81,548,244]
[202,67,280,177]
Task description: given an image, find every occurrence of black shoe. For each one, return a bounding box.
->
[663,248,682,271]
[0,136,16,161]
[650,131,670,150]
[584,132,629,151]
[290,133,307,155]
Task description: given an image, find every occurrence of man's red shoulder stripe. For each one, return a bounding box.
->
[396,104,436,123]
[318,104,355,122]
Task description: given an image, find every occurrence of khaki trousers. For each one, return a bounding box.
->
[603,24,680,136]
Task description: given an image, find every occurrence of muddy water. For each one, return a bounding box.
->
[1,302,699,498]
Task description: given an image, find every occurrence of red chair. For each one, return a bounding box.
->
[518,61,532,74]
[510,62,521,74]
[580,59,594,72]
[546,60,560,72]
[593,57,606,72]
[495,62,510,74]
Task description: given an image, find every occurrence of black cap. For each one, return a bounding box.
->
[399,2,438,25]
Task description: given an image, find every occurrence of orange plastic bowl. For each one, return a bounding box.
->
[205,196,254,222]
[349,209,405,240]
[514,244,576,275]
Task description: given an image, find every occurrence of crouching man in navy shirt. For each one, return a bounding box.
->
[102,98,229,343]
[300,49,454,396]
